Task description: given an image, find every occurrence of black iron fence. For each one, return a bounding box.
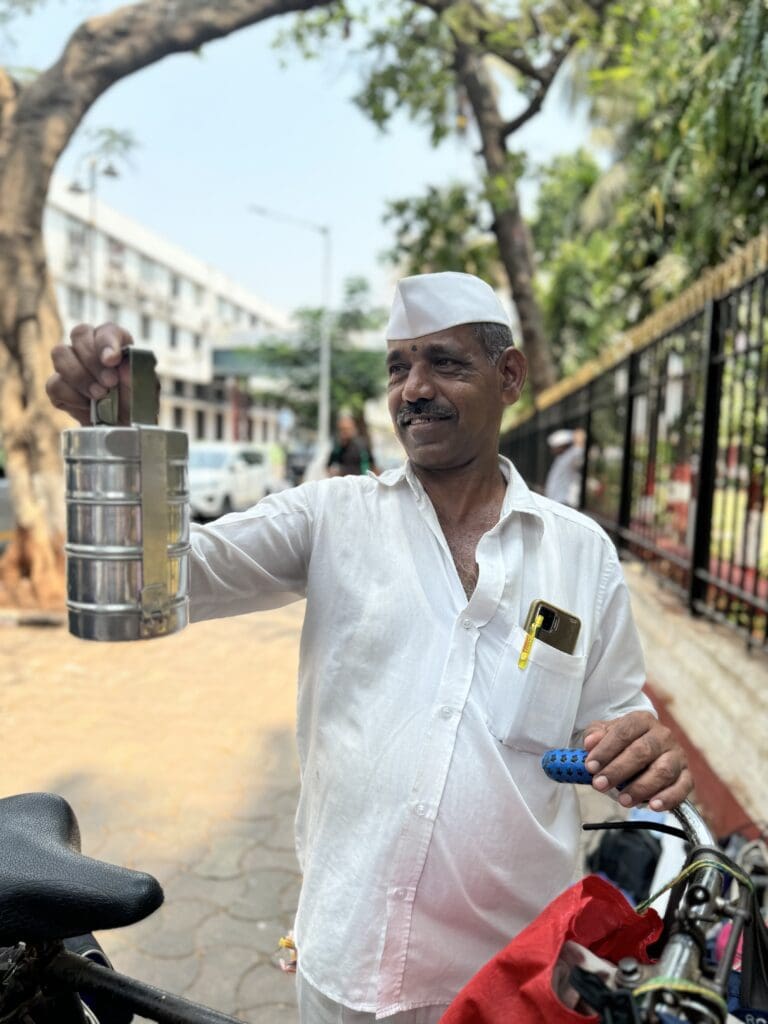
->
[501,232,768,652]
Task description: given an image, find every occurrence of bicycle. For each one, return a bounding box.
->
[0,790,248,1024]
[2,755,767,1024]
[542,749,768,1024]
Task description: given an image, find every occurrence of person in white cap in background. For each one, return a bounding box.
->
[46,272,691,1024]
[544,427,586,507]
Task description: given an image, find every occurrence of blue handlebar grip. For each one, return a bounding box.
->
[541,748,593,785]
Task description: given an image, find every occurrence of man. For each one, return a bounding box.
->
[47,271,691,1023]
[544,428,585,507]
[327,412,375,476]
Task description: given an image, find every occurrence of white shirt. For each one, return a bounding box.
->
[189,457,652,1018]
[544,444,584,506]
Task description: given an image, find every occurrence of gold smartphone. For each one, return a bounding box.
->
[524,599,581,655]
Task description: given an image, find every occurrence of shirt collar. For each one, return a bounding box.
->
[372,455,544,529]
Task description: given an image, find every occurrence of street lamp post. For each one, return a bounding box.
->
[248,205,333,453]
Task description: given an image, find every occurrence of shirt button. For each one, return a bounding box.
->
[462,618,472,630]
[394,888,407,900]
[414,803,427,817]
[440,706,454,719]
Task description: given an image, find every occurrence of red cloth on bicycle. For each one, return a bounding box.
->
[440,874,663,1024]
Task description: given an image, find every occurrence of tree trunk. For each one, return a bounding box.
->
[0,0,334,608]
[454,44,558,394]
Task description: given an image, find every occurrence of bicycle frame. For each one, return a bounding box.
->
[0,939,248,1024]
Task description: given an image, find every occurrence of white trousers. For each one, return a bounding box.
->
[296,971,447,1024]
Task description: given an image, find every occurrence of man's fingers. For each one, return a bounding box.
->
[583,721,609,750]
[646,767,694,812]
[584,712,691,811]
[93,322,133,369]
[45,374,91,425]
[614,750,688,808]
[590,727,670,793]
[584,711,658,774]
[51,343,104,401]
[70,323,132,387]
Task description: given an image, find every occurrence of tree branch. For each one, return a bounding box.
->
[412,0,540,79]
[501,40,573,138]
[502,85,547,138]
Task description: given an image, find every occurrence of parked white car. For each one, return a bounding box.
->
[188,443,271,520]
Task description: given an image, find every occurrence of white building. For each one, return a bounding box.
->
[44,177,291,445]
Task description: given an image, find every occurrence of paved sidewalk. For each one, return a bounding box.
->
[0,606,306,1022]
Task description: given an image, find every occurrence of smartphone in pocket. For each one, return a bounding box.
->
[524,599,581,655]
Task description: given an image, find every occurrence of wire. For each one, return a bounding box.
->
[632,976,729,1015]
[636,856,754,914]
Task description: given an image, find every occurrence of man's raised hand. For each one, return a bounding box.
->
[583,710,693,812]
[46,323,134,426]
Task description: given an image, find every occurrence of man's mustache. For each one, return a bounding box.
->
[396,400,456,426]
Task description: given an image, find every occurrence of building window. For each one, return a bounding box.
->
[249,313,259,329]
[246,418,254,441]
[172,379,185,397]
[173,406,184,430]
[66,218,87,264]
[139,255,156,283]
[215,413,224,440]
[106,237,125,270]
[169,324,178,348]
[261,419,269,443]
[141,314,152,340]
[194,383,207,400]
[107,302,120,322]
[195,410,205,440]
[67,286,85,319]
[193,283,204,305]
[171,275,181,299]
[193,333,202,351]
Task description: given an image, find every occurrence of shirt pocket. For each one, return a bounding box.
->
[487,624,587,754]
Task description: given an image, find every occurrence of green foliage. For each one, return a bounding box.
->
[528,149,626,370]
[382,183,500,280]
[352,5,459,146]
[278,0,768,382]
[575,0,768,282]
[527,0,768,370]
[272,0,358,62]
[84,126,139,163]
[250,277,387,431]
[532,149,600,264]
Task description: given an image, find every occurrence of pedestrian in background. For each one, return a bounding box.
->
[544,427,585,507]
[326,412,375,476]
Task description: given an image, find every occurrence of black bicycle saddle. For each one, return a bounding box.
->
[0,792,163,944]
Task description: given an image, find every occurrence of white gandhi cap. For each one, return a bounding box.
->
[386,271,511,341]
[547,429,574,448]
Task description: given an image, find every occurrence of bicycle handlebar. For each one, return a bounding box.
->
[541,748,716,847]
[542,748,742,1023]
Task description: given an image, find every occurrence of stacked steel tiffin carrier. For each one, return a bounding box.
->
[62,349,190,641]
